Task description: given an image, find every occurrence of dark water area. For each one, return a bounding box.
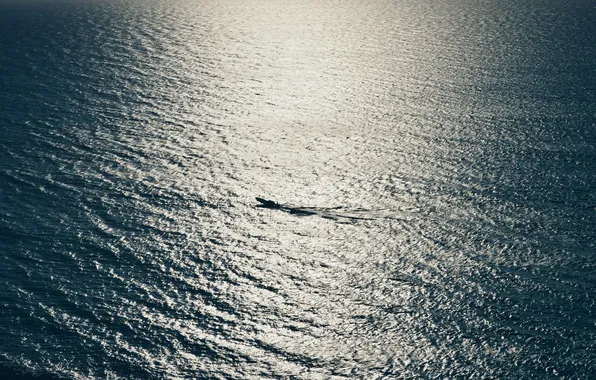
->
[1,0,596,378]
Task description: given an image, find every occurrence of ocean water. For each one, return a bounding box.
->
[1,0,595,378]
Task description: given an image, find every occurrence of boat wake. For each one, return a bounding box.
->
[255,197,404,221]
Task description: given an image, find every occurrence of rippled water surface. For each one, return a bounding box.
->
[1,0,596,378]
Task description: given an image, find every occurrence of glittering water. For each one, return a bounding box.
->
[1,0,596,378]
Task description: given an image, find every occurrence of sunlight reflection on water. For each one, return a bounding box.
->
[0,0,595,378]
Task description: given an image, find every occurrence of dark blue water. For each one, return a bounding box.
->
[1,0,596,378]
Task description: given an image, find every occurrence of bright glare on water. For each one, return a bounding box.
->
[1,0,595,378]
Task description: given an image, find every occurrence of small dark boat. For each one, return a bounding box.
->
[255,197,375,221]
[255,197,281,209]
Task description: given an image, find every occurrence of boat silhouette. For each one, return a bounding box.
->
[254,197,386,220]
[255,197,317,215]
